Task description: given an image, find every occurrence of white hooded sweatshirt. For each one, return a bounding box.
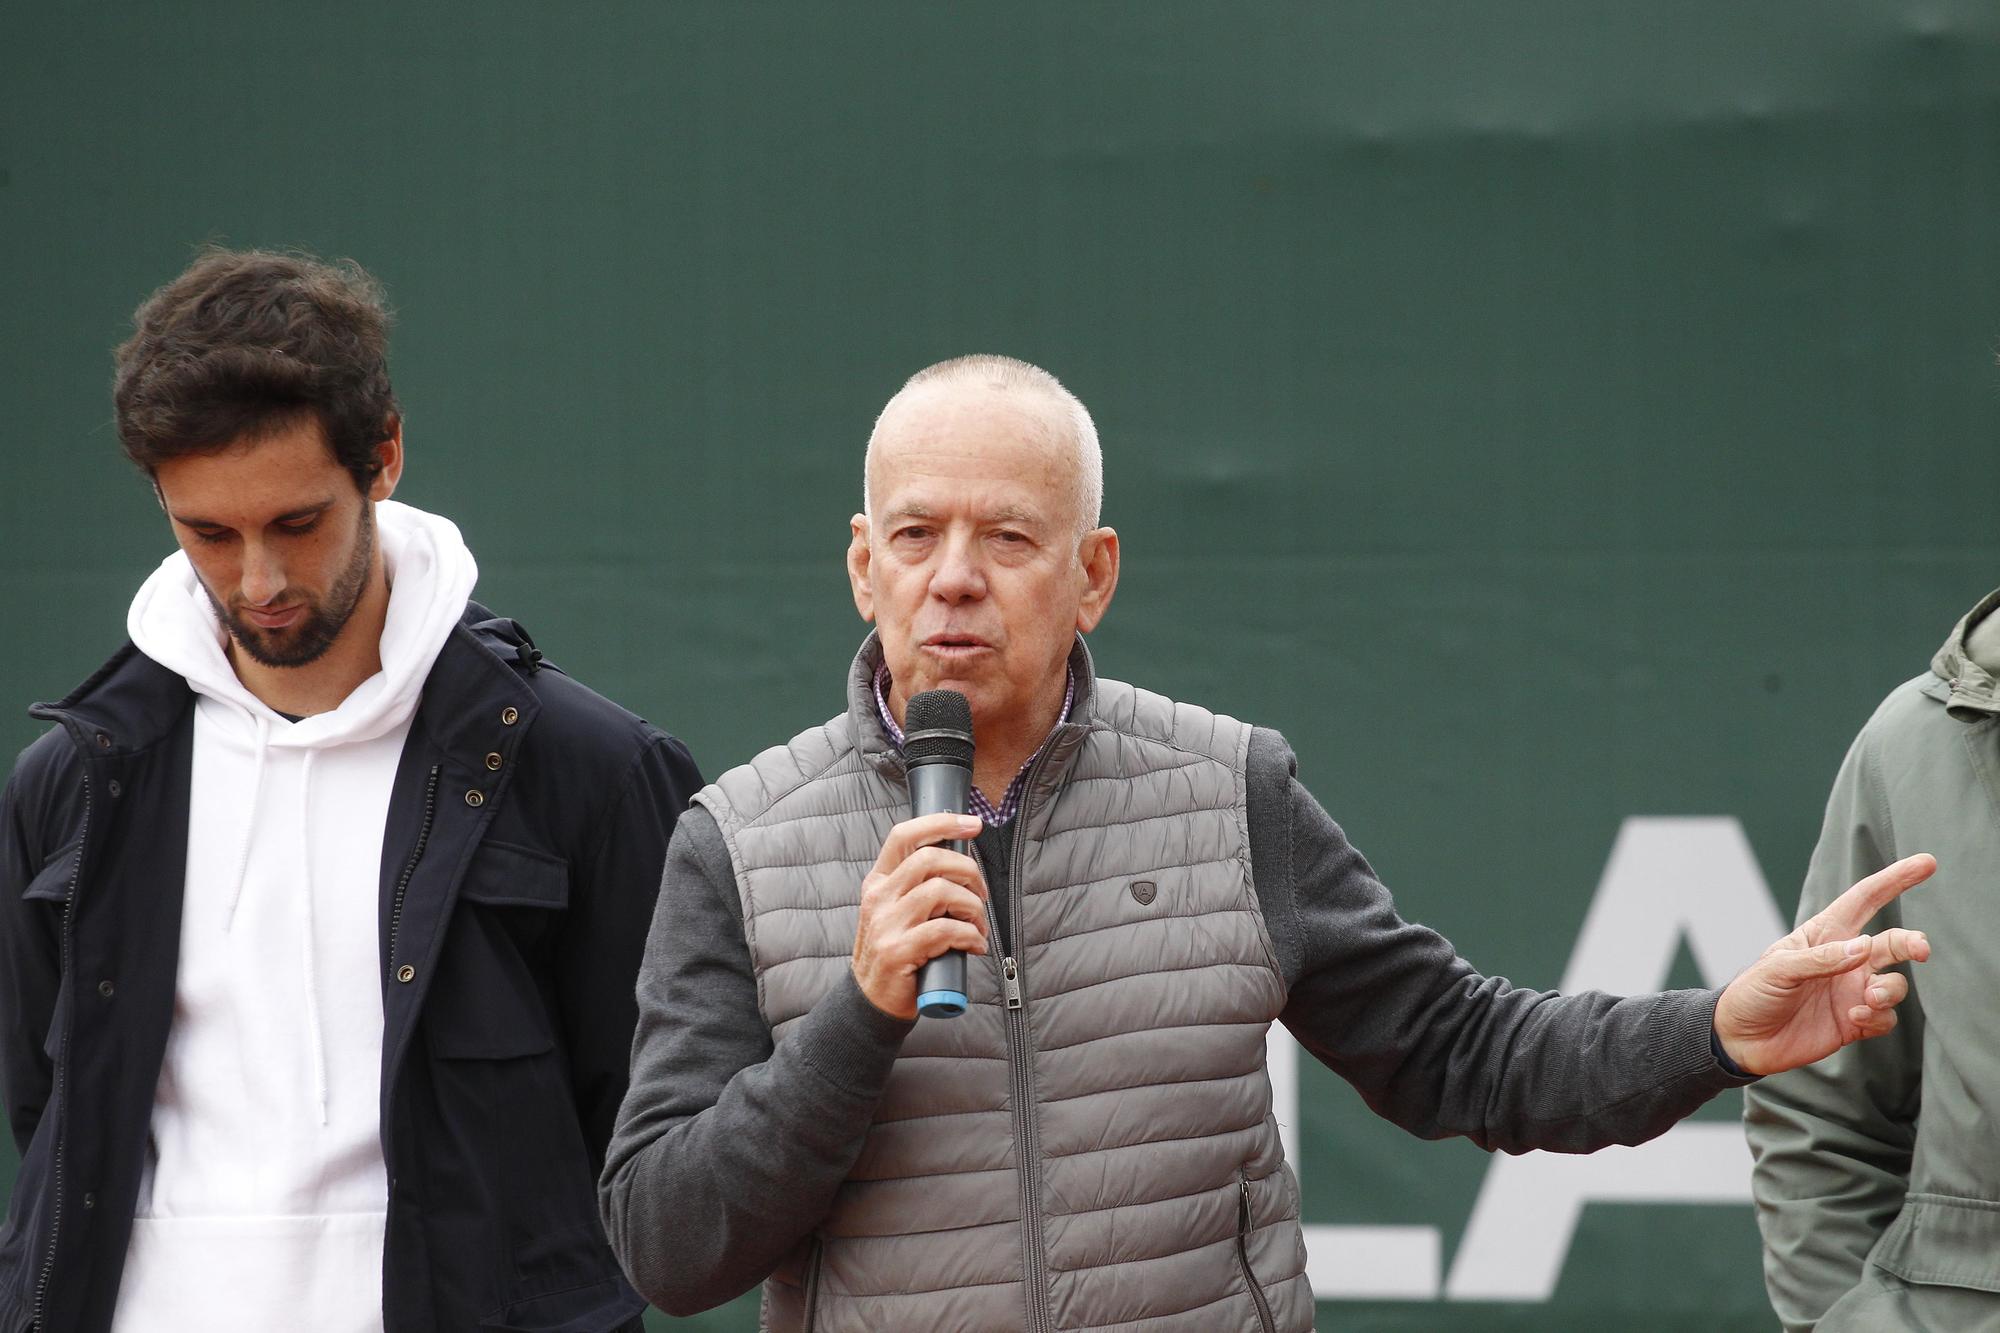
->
[113,501,477,1333]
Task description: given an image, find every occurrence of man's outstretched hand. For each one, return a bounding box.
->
[1714,853,1936,1077]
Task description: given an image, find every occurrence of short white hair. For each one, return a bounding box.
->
[864,354,1103,536]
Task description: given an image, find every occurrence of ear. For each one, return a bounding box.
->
[847,513,876,623]
[368,417,405,502]
[1074,527,1120,633]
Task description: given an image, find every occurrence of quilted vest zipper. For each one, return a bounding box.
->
[989,742,1059,1333]
[33,759,91,1332]
[1237,1172,1277,1333]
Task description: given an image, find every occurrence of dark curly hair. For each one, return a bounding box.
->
[113,247,399,491]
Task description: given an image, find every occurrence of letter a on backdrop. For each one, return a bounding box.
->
[1270,816,1788,1303]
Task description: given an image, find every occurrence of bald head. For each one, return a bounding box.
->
[847,354,1122,771]
[865,355,1103,539]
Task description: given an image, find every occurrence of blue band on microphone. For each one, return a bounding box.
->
[917,988,969,1019]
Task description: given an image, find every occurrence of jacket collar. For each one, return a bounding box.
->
[1929,586,2000,721]
[31,601,540,759]
[30,642,194,756]
[847,631,1101,793]
[410,608,544,764]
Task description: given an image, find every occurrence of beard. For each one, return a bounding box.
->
[208,505,376,669]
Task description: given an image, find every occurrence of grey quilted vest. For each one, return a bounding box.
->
[695,636,1312,1332]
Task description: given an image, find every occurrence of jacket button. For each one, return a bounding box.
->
[97,980,115,999]
[82,1192,95,1210]
[484,752,503,771]
[107,779,123,799]
[396,964,416,984]
[95,732,111,749]
[500,707,519,726]
[464,789,485,808]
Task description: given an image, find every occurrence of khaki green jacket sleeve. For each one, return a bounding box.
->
[1743,722,1924,1332]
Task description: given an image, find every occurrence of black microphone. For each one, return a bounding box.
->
[904,688,975,1019]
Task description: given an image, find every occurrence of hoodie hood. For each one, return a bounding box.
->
[120,499,477,1133]
[127,499,479,744]
[1929,586,2000,721]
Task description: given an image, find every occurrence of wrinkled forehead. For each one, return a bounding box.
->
[867,381,1078,521]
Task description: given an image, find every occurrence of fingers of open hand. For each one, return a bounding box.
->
[1770,934,1874,984]
[1845,1004,1900,1040]
[1816,853,1937,936]
[1761,927,1810,960]
[1860,969,1910,1011]
[1869,927,1930,969]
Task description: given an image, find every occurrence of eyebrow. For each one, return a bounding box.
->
[169,499,337,529]
[881,502,1045,527]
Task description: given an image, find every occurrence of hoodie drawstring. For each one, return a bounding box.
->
[220,715,272,934]
[296,747,329,1126]
[219,716,331,1126]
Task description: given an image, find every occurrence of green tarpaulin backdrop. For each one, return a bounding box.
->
[4,5,1998,1328]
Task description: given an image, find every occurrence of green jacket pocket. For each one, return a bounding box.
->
[1872,1193,2000,1294]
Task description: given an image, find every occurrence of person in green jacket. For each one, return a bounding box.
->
[1746,589,2000,1332]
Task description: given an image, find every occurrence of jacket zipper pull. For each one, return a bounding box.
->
[1002,957,1023,1010]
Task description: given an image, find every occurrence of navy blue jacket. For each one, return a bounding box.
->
[0,605,699,1332]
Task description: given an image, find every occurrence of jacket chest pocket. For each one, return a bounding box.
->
[25,841,80,1062]
[422,841,569,1061]
[22,841,79,908]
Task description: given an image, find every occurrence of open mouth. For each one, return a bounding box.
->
[923,634,992,656]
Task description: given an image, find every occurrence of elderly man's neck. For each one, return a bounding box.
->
[970,672,1071,804]
[880,663,1074,809]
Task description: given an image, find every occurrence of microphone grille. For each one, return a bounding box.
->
[903,688,974,766]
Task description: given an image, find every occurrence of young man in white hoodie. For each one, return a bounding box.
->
[0,249,701,1333]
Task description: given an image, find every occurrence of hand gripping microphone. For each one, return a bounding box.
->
[904,688,976,1019]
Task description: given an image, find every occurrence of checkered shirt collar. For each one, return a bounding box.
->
[872,662,1075,826]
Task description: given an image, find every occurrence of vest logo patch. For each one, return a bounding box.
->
[1130,879,1157,906]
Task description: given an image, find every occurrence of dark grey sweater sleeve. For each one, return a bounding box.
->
[598,804,915,1316]
[1245,727,1751,1155]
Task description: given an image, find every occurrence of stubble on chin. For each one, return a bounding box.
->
[203,504,376,671]
[227,610,334,668]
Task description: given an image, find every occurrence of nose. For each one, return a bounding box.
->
[929,531,987,604]
[238,540,286,607]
